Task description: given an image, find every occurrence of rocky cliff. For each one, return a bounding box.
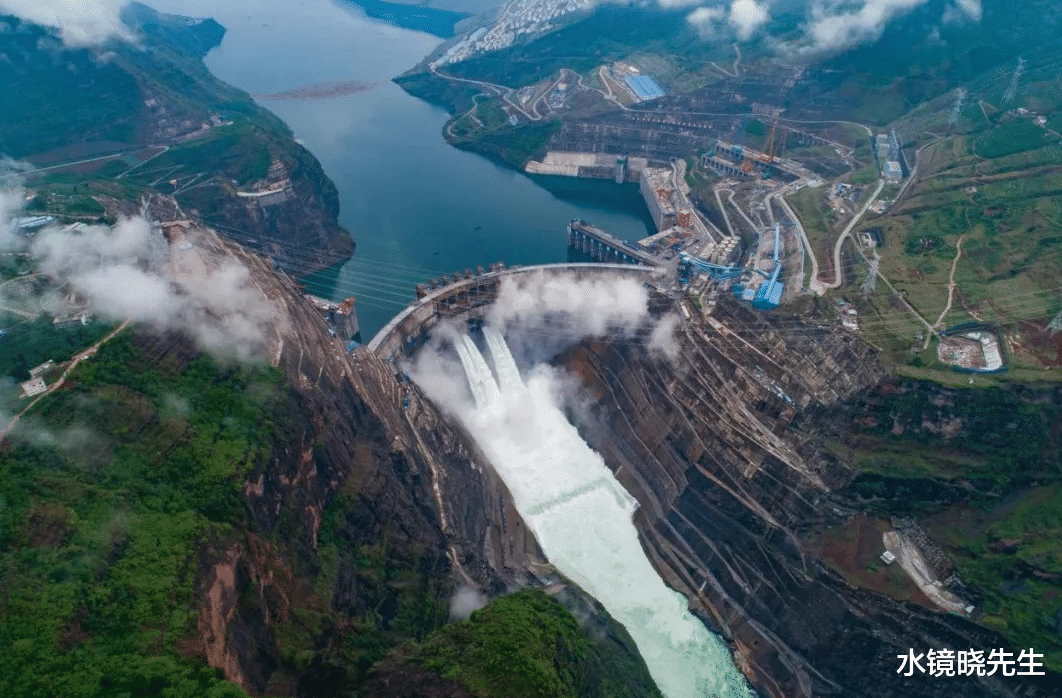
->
[0,219,546,697]
[556,297,1061,698]
[175,226,546,695]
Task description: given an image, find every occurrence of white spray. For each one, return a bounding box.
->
[426,325,753,698]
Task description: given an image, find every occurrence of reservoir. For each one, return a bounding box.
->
[149,0,653,336]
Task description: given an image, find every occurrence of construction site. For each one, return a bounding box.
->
[523,110,822,312]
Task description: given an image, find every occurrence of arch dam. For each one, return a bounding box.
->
[367,262,662,362]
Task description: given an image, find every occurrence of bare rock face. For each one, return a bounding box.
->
[177,227,543,696]
[557,298,1059,698]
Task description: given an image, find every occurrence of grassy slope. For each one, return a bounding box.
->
[0,333,277,697]
[822,380,1062,670]
[371,588,663,698]
[1,5,333,227]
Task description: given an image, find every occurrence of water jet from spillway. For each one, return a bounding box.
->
[423,325,752,698]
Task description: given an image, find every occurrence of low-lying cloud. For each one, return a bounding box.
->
[943,0,981,23]
[729,0,770,40]
[681,0,983,54]
[1,184,273,360]
[0,0,134,47]
[450,585,488,620]
[405,271,682,417]
[486,271,679,366]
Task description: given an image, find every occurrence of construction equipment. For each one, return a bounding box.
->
[759,115,780,164]
[741,157,754,173]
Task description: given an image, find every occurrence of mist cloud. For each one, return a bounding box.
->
[1,187,273,360]
[0,184,27,251]
[686,5,728,36]
[678,0,980,54]
[729,0,770,40]
[450,585,488,621]
[943,0,981,23]
[800,0,930,54]
[0,0,134,47]
[30,216,272,359]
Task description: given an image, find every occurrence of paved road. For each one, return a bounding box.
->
[774,184,823,294]
[823,178,885,290]
[1,320,131,442]
[429,62,538,121]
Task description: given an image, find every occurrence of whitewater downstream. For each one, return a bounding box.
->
[438,325,753,698]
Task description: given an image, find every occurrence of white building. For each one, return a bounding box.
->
[20,377,47,398]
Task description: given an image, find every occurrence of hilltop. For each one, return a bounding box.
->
[0,3,352,274]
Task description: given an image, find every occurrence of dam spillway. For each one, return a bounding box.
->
[437,324,753,698]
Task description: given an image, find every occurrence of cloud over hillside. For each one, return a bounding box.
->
[0,0,134,47]
[682,0,983,53]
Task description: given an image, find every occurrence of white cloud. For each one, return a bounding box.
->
[800,0,932,54]
[728,0,770,40]
[29,216,273,359]
[0,0,134,47]
[678,0,983,53]
[943,0,981,23]
[686,5,727,36]
[0,185,273,360]
[450,586,488,620]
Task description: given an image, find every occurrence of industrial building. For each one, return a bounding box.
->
[15,215,55,231]
[624,75,665,100]
[306,295,361,344]
[639,168,681,232]
[732,224,784,310]
[875,132,904,183]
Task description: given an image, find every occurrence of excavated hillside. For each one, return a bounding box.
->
[555,298,1061,698]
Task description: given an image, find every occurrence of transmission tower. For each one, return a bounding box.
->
[1003,58,1025,104]
[947,87,967,128]
[1048,308,1062,333]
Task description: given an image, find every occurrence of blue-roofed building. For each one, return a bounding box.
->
[752,280,784,309]
[624,75,665,100]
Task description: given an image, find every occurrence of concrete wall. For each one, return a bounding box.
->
[368,264,657,362]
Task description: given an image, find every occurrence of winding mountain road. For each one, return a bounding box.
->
[823,178,885,290]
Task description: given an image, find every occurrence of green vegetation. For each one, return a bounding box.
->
[744,119,767,138]
[135,122,273,187]
[835,382,1060,487]
[928,486,1062,672]
[828,379,1062,669]
[973,119,1057,159]
[786,188,831,253]
[453,119,562,169]
[0,333,286,697]
[0,17,140,158]
[0,316,114,381]
[338,0,469,38]
[444,6,725,90]
[848,164,878,185]
[378,588,662,698]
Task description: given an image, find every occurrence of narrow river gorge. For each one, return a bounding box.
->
[149,0,653,336]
